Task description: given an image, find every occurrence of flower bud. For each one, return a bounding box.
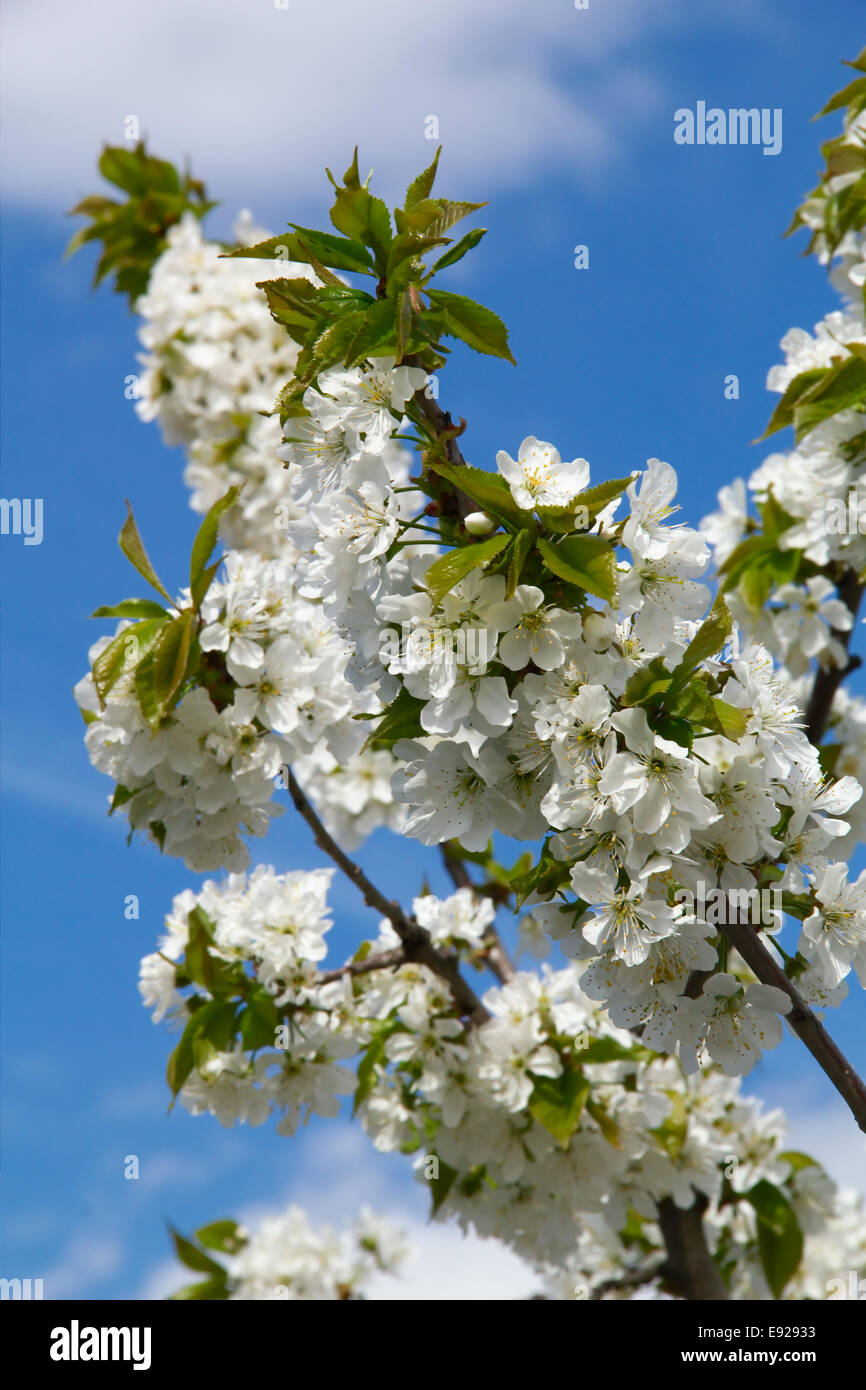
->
[464,511,496,536]
[582,610,614,651]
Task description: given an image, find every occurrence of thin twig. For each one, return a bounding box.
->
[286,769,489,1025]
[720,917,866,1133]
[318,947,408,984]
[804,568,863,744]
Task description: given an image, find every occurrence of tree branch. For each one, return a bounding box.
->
[804,567,863,744]
[286,769,489,1025]
[720,917,866,1133]
[318,947,408,984]
[657,1195,729,1301]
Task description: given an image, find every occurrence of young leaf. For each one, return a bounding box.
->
[196,1220,246,1255]
[429,1157,458,1215]
[425,288,515,363]
[152,611,194,713]
[119,501,173,602]
[507,527,536,598]
[430,227,487,274]
[428,460,529,528]
[189,486,240,596]
[404,148,441,209]
[745,1180,804,1298]
[529,1070,591,1147]
[425,534,510,606]
[91,598,168,621]
[665,592,732,697]
[169,1278,230,1301]
[537,535,618,604]
[227,229,374,274]
[91,618,166,707]
[166,998,239,1099]
[168,1227,225,1278]
[363,687,426,752]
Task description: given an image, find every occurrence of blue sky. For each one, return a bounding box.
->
[2,0,866,1300]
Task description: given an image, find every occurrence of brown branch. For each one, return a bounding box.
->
[286,769,489,1025]
[318,947,408,984]
[590,1262,668,1301]
[720,918,866,1133]
[657,1195,729,1301]
[804,567,863,744]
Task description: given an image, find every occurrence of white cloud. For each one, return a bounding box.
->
[44,1233,124,1299]
[365,1217,538,1301]
[773,1092,866,1195]
[1,0,752,218]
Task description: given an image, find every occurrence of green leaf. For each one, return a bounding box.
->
[507,527,536,598]
[573,475,636,517]
[239,984,281,1051]
[152,611,194,714]
[818,73,866,116]
[428,460,529,528]
[745,1180,804,1298]
[759,367,831,440]
[397,199,486,240]
[537,534,618,604]
[425,288,515,363]
[404,148,441,209]
[363,687,426,752]
[430,227,487,274]
[353,1017,403,1114]
[529,1069,590,1147]
[169,1278,229,1301]
[538,476,635,532]
[707,698,750,740]
[166,998,239,1099]
[652,714,693,752]
[574,1037,652,1064]
[189,486,239,597]
[258,276,321,335]
[91,599,168,620]
[665,592,732,698]
[425,534,509,607]
[185,907,244,997]
[793,353,866,440]
[760,356,866,443]
[387,233,450,282]
[622,658,673,708]
[779,1151,819,1175]
[430,1157,458,1215]
[119,501,173,601]
[191,557,223,611]
[169,1227,225,1278]
[650,1091,688,1159]
[226,229,373,274]
[91,618,166,707]
[330,187,392,272]
[195,1220,246,1255]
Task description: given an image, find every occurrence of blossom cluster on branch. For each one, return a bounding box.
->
[69,53,866,1301]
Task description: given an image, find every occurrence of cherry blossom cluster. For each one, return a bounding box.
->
[126,215,409,851]
[701,232,866,667]
[176,1203,408,1301]
[144,870,866,1299]
[134,211,303,554]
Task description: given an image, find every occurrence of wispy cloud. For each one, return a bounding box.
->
[2,0,756,218]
